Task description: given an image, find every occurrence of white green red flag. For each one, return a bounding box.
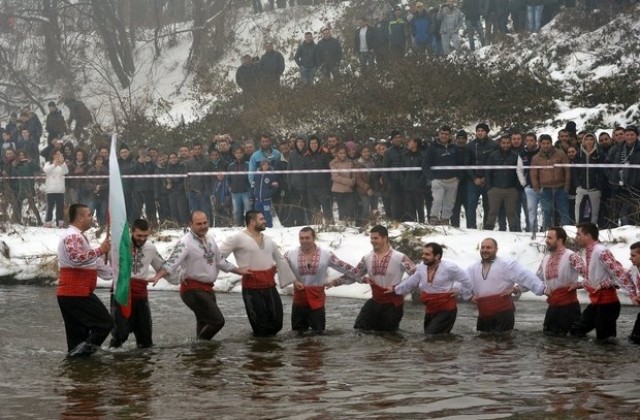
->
[109,134,133,318]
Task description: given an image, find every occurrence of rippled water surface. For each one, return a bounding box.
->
[1,285,640,419]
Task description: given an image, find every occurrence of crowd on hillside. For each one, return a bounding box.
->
[237,0,637,89]
[1,99,639,233]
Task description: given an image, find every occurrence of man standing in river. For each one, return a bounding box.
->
[285,226,355,334]
[333,225,416,332]
[56,203,113,357]
[220,210,295,337]
[109,219,165,349]
[536,227,586,336]
[388,242,472,335]
[159,211,249,340]
[467,238,546,333]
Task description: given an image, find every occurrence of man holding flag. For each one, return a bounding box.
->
[109,218,165,349]
[56,203,112,357]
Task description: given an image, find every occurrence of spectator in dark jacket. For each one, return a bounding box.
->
[228,147,252,226]
[424,126,461,224]
[464,123,498,229]
[236,55,258,96]
[131,146,158,225]
[355,17,376,69]
[16,128,39,161]
[383,130,406,221]
[607,126,640,226]
[388,7,408,59]
[63,98,92,142]
[87,154,108,228]
[20,109,43,144]
[485,136,522,231]
[259,41,285,89]
[184,143,212,222]
[253,160,279,228]
[461,0,487,51]
[317,27,342,80]
[287,136,308,225]
[402,138,426,222]
[294,32,320,85]
[45,101,67,142]
[165,152,189,225]
[304,135,333,223]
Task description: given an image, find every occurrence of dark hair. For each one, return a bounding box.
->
[630,241,640,251]
[299,226,316,238]
[439,125,451,133]
[245,209,261,226]
[539,134,553,142]
[576,222,599,241]
[424,242,443,258]
[69,203,89,223]
[525,132,537,140]
[131,219,149,231]
[370,224,388,238]
[548,227,568,244]
[304,31,312,36]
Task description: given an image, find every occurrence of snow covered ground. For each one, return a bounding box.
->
[2,222,638,305]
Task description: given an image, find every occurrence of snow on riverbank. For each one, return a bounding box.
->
[2,223,638,305]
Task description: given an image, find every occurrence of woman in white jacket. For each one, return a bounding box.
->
[43,150,68,227]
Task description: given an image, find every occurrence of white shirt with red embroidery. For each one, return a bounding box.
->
[344,248,416,288]
[584,242,637,298]
[57,225,113,279]
[285,246,355,287]
[394,260,473,300]
[537,248,586,292]
[131,242,165,280]
[163,231,236,285]
[466,257,545,298]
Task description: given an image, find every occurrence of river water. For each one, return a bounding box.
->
[1,285,640,419]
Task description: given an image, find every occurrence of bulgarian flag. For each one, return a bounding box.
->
[109,134,133,318]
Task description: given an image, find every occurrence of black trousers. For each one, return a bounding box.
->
[180,289,225,340]
[424,309,457,335]
[109,297,153,348]
[242,287,283,337]
[291,304,326,333]
[57,294,113,353]
[543,302,581,336]
[570,301,620,341]
[354,299,403,332]
[45,193,64,224]
[629,312,640,344]
[477,309,515,333]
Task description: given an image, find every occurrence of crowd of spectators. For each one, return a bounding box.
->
[1,101,639,233]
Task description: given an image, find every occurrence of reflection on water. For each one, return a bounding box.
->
[2,285,640,418]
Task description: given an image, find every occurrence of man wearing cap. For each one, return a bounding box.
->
[464,123,498,229]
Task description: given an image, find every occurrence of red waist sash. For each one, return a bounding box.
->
[57,267,98,297]
[130,278,149,300]
[242,267,277,290]
[547,287,578,307]
[420,292,457,314]
[371,282,404,307]
[475,294,515,319]
[293,285,326,310]
[584,286,619,305]
[180,278,213,293]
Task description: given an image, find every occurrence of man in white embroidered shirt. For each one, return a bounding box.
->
[467,238,545,333]
[388,242,472,335]
[537,227,586,336]
[335,225,416,332]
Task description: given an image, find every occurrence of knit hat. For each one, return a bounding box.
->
[565,121,577,135]
[47,101,56,108]
[456,130,468,138]
[389,129,402,139]
[346,141,357,150]
[476,123,490,133]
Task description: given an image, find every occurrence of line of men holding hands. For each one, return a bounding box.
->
[56,203,640,357]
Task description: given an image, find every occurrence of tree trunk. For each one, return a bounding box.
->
[41,0,73,83]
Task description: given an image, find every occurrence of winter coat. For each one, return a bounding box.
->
[382,144,406,189]
[65,99,92,128]
[355,158,375,196]
[464,137,499,180]
[573,146,606,191]
[165,161,187,192]
[608,140,640,191]
[317,37,342,67]
[486,149,521,189]
[184,155,211,193]
[388,18,408,48]
[423,141,461,181]
[132,160,156,192]
[43,161,68,194]
[16,136,39,161]
[304,148,332,190]
[45,109,67,138]
[294,42,320,68]
[437,5,464,33]
[259,50,285,82]
[227,159,251,193]
[530,148,571,190]
[402,149,426,191]
[24,115,43,142]
[410,11,431,45]
[236,63,258,93]
[66,160,89,192]
[330,158,356,193]
[87,164,109,201]
[12,158,40,196]
[354,26,376,52]
[118,157,135,193]
[287,145,307,191]
[253,170,279,200]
